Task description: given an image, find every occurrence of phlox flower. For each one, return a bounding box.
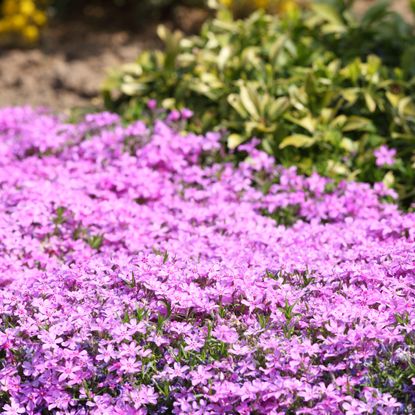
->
[212,324,239,343]
[129,385,158,408]
[119,357,142,375]
[147,99,157,110]
[96,343,116,364]
[57,361,84,384]
[374,145,396,167]
[190,365,212,386]
[1,400,25,415]
[0,107,414,414]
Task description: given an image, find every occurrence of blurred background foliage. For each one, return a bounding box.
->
[1,1,412,43]
[0,0,304,44]
[102,0,415,205]
[0,0,202,45]
[1,0,414,206]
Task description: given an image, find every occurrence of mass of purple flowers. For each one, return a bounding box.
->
[0,107,414,415]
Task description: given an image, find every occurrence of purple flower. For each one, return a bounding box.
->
[0,106,414,414]
[129,385,158,408]
[96,343,116,363]
[119,357,142,375]
[57,361,83,384]
[147,99,157,110]
[374,145,396,167]
[212,324,239,343]
[181,108,194,119]
[190,366,212,386]
[167,109,181,122]
[2,400,26,415]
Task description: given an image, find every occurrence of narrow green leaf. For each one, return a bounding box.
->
[361,0,390,27]
[227,133,247,149]
[343,116,374,132]
[228,94,248,118]
[279,134,316,149]
[239,85,260,120]
[311,3,345,27]
[364,92,377,112]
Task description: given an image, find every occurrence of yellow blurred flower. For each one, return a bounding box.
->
[2,0,18,16]
[22,24,39,41]
[0,0,47,44]
[11,14,26,30]
[33,10,47,25]
[278,0,299,14]
[255,0,269,8]
[219,0,300,15]
[20,0,36,16]
[0,20,9,32]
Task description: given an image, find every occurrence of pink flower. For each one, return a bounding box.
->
[0,107,414,414]
[212,324,239,343]
[164,362,189,380]
[167,110,181,122]
[96,343,116,363]
[57,361,83,384]
[190,366,212,386]
[374,145,396,167]
[147,99,157,110]
[342,399,369,414]
[184,333,205,352]
[181,108,194,119]
[119,357,142,375]
[130,385,158,408]
[2,399,26,415]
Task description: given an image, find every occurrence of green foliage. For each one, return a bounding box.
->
[87,234,104,250]
[366,316,415,413]
[103,1,415,205]
[261,205,300,226]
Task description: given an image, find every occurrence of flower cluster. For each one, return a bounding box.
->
[0,0,47,44]
[218,0,299,15]
[0,107,414,414]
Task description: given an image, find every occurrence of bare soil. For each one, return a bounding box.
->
[0,20,159,112]
[0,1,411,112]
[353,0,412,17]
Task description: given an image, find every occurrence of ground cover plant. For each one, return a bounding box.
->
[103,0,415,205]
[0,106,415,414]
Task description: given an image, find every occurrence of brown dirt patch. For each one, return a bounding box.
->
[0,21,158,112]
[0,3,209,112]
